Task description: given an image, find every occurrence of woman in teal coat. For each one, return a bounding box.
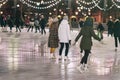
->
[74,16,101,72]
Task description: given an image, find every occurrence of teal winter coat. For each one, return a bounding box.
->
[75,26,101,50]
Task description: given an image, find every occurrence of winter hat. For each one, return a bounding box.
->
[63,16,68,20]
[53,17,58,22]
[115,19,119,22]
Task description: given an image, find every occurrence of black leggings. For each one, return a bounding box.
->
[59,43,69,56]
[114,36,120,48]
[80,50,90,64]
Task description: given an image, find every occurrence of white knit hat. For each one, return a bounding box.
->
[115,19,119,22]
[63,16,68,20]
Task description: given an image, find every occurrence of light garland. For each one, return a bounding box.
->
[112,0,120,8]
[19,0,62,9]
[76,0,101,10]
[0,0,8,8]
[76,0,118,11]
[76,0,100,16]
[92,0,114,11]
[26,0,58,5]
[0,0,5,2]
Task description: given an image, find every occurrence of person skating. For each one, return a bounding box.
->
[48,15,59,59]
[113,19,120,51]
[58,15,71,61]
[73,16,101,72]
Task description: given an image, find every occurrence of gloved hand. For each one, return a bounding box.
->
[72,41,76,46]
[69,40,71,45]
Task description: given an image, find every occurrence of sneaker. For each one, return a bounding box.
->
[50,54,56,59]
[51,56,56,59]
[83,64,89,71]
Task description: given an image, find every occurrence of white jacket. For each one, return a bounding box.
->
[58,20,71,43]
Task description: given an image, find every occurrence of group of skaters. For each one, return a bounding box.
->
[25,15,47,34]
[47,14,120,73]
[48,15,101,73]
[0,13,120,73]
[0,14,47,34]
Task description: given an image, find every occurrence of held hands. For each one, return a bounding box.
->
[72,41,76,46]
[69,40,71,45]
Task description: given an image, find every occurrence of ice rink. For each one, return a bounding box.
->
[0,28,119,80]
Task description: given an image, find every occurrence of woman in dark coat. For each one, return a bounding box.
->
[107,19,114,36]
[7,15,14,32]
[48,15,59,59]
[97,22,105,39]
[113,19,120,51]
[74,17,101,72]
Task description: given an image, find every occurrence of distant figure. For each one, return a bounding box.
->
[71,18,79,28]
[39,15,46,35]
[0,15,7,31]
[27,18,34,32]
[58,15,71,61]
[15,18,21,32]
[73,16,101,72]
[107,19,114,37]
[7,15,14,32]
[113,19,120,51]
[34,18,40,33]
[25,16,30,28]
[48,15,59,59]
[97,22,105,39]
[79,18,84,28]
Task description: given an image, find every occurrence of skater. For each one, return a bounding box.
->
[48,15,59,59]
[34,18,40,33]
[58,15,71,61]
[73,16,101,72]
[97,22,105,39]
[113,19,120,51]
[39,15,46,35]
[27,18,34,32]
[7,15,14,32]
[107,19,114,37]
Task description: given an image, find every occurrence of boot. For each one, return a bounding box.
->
[115,47,117,52]
[84,64,88,71]
[58,56,62,60]
[76,64,84,73]
[64,56,68,61]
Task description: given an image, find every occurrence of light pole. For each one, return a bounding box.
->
[103,0,107,22]
[13,0,18,20]
[66,0,72,18]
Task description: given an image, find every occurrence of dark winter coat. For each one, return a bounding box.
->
[40,18,46,29]
[48,18,59,48]
[7,17,14,27]
[107,20,114,34]
[97,23,105,32]
[113,20,120,37]
[75,26,101,50]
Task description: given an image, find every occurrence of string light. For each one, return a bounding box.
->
[76,0,117,11]
[112,0,120,8]
[76,0,100,10]
[92,0,114,11]
[26,0,58,5]
[0,0,5,2]
[76,0,100,16]
[0,0,8,8]
[19,0,62,9]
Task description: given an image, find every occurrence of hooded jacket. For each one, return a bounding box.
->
[58,18,71,43]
